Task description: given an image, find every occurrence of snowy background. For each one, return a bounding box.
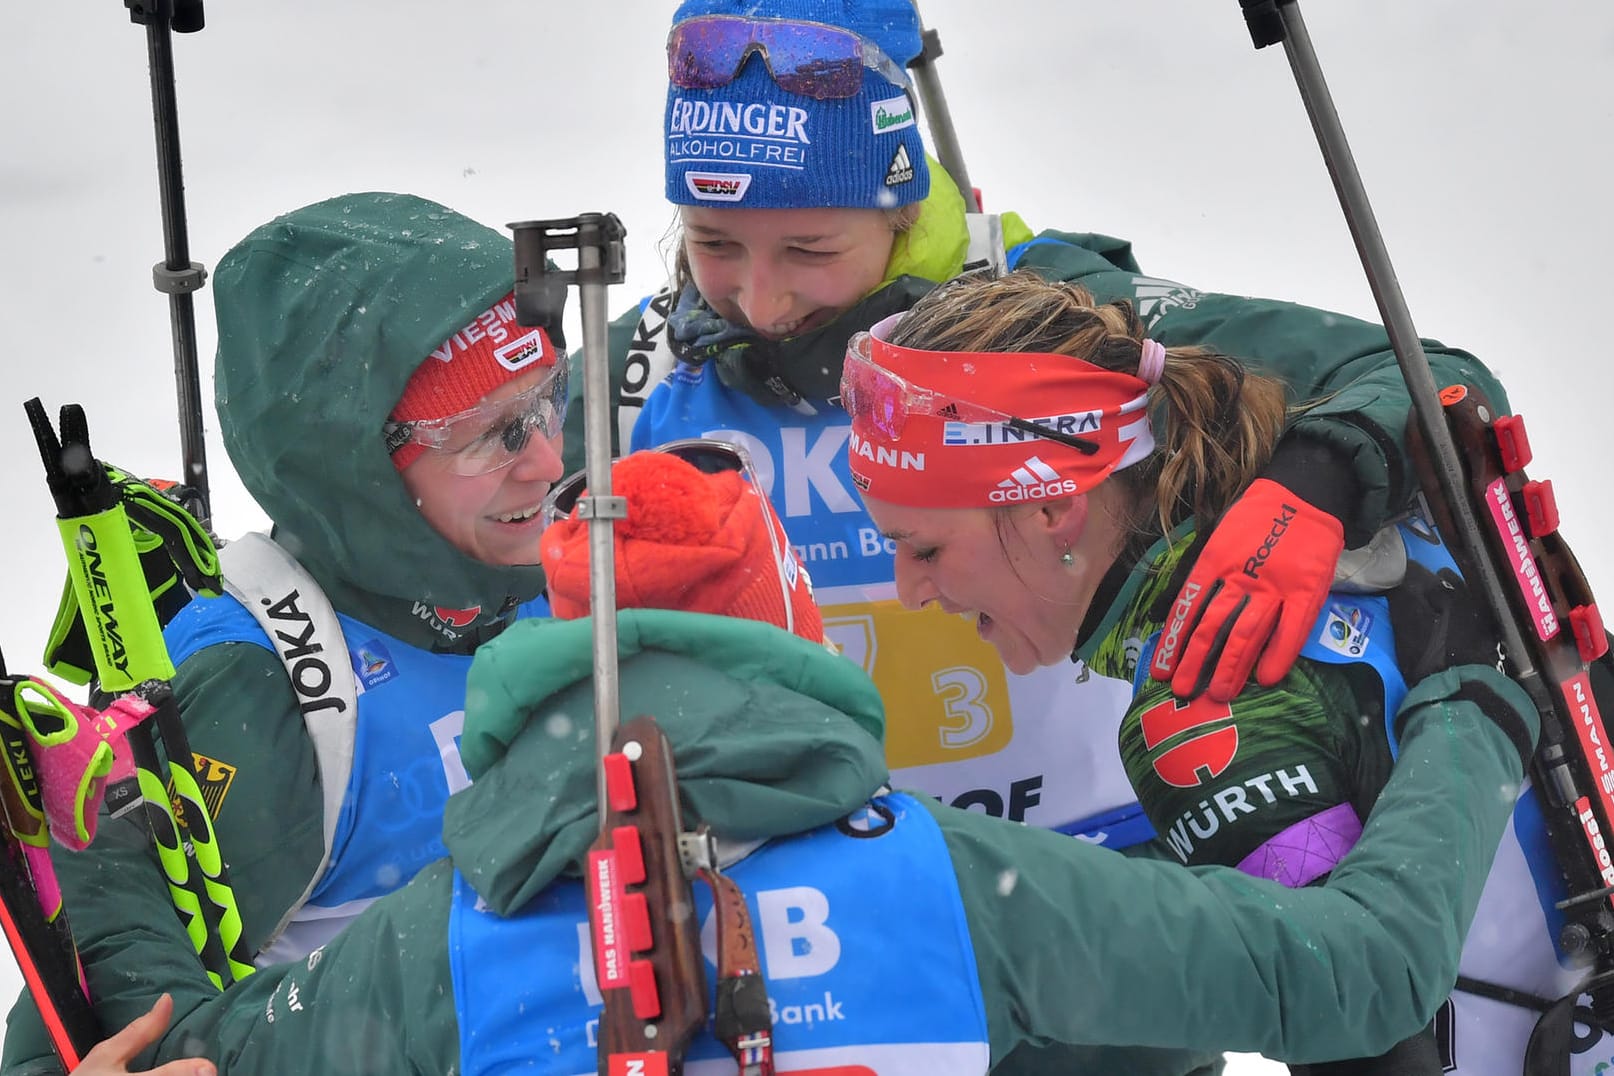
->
[3,1,1612,1070]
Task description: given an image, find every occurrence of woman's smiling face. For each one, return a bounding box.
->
[398,367,566,566]
[680,204,896,339]
[861,490,1124,675]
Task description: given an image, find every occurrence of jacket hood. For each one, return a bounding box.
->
[882,156,972,286]
[213,192,545,643]
[881,158,1034,291]
[444,608,888,914]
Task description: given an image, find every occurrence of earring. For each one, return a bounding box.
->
[1060,547,1074,567]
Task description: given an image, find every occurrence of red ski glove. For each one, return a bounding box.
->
[1150,478,1345,702]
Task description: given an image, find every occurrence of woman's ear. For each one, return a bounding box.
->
[1038,493,1090,549]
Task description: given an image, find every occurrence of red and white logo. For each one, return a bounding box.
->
[494,330,549,372]
[434,605,480,629]
[1153,583,1202,675]
[427,295,545,371]
[1140,696,1238,788]
[685,171,752,203]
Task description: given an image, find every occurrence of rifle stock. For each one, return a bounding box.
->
[587,714,708,1073]
[586,714,777,1076]
[1236,0,1613,1057]
[1410,384,1614,1017]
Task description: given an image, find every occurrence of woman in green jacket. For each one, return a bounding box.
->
[842,269,1560,1074]
[69,444,1535,1074]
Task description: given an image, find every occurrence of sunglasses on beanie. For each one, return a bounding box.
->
[667,15,911,99]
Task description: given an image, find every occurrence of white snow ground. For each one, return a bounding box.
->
[2,2,1612,1072]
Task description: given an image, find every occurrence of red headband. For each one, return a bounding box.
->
[842,312,1156,508]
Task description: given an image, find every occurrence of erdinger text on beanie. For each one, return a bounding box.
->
[664,0,929,210]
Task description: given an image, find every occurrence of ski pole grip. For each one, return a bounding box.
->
[55,505,176,692]
[171,0,204,33]
[1239,0,1291,48]
[125,0,205,33]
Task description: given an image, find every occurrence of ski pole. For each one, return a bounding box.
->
[908,2,979,212]
[41,464,222,694]
[25,399,253,988]
[1237,0,1614,1045]
[0,652,101,1069]
[125,0,211,525]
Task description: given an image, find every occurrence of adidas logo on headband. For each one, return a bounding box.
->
[990,456,1080,504]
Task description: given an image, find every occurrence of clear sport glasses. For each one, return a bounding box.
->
[540,438,799,634]
[384,361,569,476]
[839,330,1100,453]
[667,15,910,99]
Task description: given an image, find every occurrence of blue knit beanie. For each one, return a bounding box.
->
[664,0,929,210]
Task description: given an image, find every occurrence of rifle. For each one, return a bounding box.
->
[1239,1,1614,1069]
[124,0,212,525]
[510,216,774,1075]
[26,399,253,990]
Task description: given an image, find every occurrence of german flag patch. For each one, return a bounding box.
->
[165,753,237,822]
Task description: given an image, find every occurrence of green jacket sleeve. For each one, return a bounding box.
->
[1014,232,1511,545]
[143,860,462,1074]
[0,843,457,1075]
[939,664,1536,1066]
[0,642,325,1075]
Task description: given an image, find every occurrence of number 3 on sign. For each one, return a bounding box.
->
[934,666,993,749]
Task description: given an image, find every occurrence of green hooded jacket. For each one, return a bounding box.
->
[26,607,1536,1073]
[3,192,550,1073]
